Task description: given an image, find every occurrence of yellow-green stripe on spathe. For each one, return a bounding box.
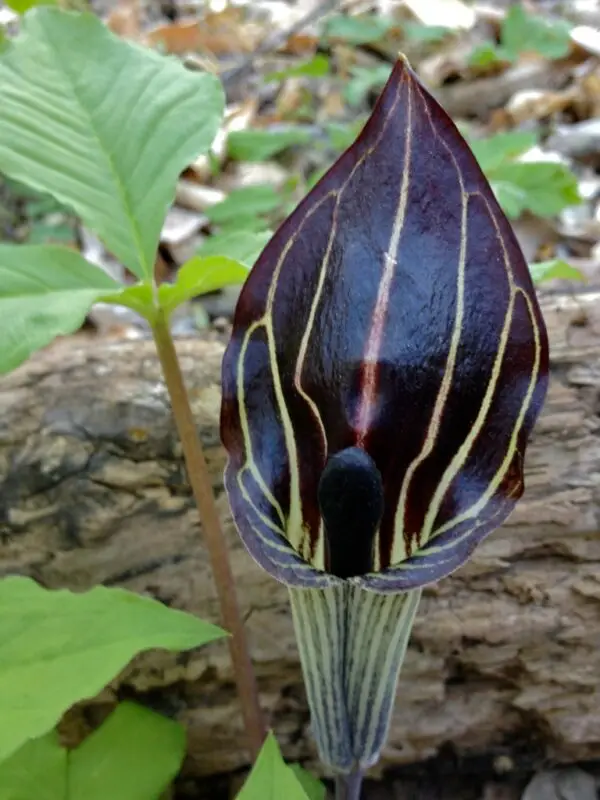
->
[370,477,523,588]
[389,189,541,563]
[390,84,466,567]
[417,205,541,552]
[373,294,539,582]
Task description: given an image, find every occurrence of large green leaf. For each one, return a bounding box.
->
[236,733,310,800]
[0,576,226,763]
[68,703,185,800]
[0,8,224,279]
[0,732,66,800]
[0,704,185,800]
[0,244,121,375]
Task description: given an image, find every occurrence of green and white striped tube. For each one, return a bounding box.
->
[289,584,421,775]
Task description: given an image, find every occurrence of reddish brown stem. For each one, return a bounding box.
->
[152,311,265,759]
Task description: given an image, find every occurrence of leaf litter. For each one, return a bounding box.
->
[1,0,598,339]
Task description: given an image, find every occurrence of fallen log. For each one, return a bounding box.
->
[1,287,600,780]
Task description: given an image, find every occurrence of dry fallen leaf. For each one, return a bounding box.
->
[403,0,476,29]
[161,207,205,247]
[226,161,289,192]
[106,0,140,39]
[282,32,320,56]
[145,21,206,56]
[146,7,262,57]
[571,24,600,58]
[175,181,226,213]
[506,87,578,124]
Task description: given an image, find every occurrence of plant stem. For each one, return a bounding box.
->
[335,771,364,800]
[152,311,265,759]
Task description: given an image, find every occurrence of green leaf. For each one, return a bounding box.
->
[5,0,56,12]
[403,23,451,43]
[205,185,281,225]
[159,255,249,315]
[469,132,580,219]
[490,161,580,218]
[68,703,185,800]
[501,5,572,60]
[322,13,393,44]
[468,42,508,68]
[289,765,326,800]
[25,197,63,217]
[325,119,366,151]
[470,131,538,173]
[491,181,527,219]
[101,282,155,320]
[0,576,226,763]
[228,128,310,162]
[529,259,586,284]
[196,229,271,266]
[344,65,392,108]
[0,244,121,375]
[27,221,77,246]
[219,215,275,233]
[0,731,66,800]
[0,8,224,279]
[266,54,330,81]
[306,167,328,189]
[0,704,185,800]
[236,733,310,800]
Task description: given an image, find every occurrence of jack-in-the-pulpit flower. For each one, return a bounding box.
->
[220,57,548,791]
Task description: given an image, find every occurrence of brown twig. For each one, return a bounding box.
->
[152,310,265,759]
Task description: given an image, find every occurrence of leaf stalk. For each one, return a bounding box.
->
[151,310,265,758]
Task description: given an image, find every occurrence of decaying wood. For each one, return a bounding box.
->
[1,287,600,779]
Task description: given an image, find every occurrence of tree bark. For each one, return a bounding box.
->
[1,286,600,778]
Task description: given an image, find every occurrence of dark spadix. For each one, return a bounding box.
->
[220,57,548,781]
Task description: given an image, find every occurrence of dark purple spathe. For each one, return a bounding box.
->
[220,57,549,591]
